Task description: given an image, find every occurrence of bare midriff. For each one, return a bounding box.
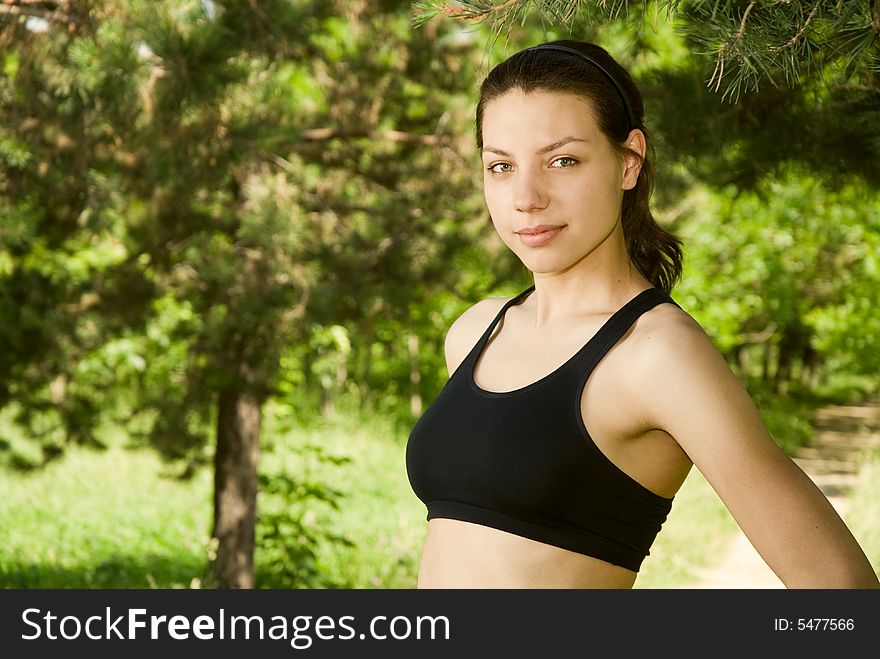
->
[416,518,638,589]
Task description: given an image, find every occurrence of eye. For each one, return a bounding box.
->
[487,162,513,174]
[550,157,578,169]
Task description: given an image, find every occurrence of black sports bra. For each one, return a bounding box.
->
[405,285,680,572]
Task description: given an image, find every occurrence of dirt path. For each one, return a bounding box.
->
[684,399,880,589]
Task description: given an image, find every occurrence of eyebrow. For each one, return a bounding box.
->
[481,136,591,157]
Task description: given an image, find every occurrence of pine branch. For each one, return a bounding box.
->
[708,1,757,93]
[414,0,880,101]
[412,0,523,27]
[413,0,677,28]
[772,0,822,53]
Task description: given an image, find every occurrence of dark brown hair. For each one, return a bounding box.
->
[476,40,683,294]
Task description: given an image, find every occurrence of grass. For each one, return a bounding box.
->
[845,451,880,576]
[0,443,212,588]
[2,410,877,589]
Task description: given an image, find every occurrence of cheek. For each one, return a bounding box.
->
[570,176,620,212]
[482,183,506,218]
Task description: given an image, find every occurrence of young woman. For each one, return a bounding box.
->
[405,40,879,589]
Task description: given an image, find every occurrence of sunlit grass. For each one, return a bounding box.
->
[845,452,880,579]
[0,443,211,588]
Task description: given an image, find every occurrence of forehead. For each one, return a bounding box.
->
[480,90,601,146]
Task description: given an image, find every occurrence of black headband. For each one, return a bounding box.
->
[526,44,636,133]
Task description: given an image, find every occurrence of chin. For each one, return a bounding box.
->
[516,256,569,275]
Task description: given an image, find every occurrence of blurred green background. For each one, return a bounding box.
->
[1,1,878,588]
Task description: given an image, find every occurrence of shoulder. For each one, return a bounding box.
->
[629,299,720,370]
[625,299,770,459]
[443,294,513,376]
[628,300,738,408]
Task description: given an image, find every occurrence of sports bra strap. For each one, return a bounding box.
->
[468,285,678,381]
[472,285,536,349]
[577,288,679,379]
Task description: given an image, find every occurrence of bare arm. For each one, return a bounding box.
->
[637,312,879,588]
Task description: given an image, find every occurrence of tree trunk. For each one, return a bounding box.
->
[321,383,334,417]
[762,342,773,381]
[360,342,373,412]
[210,387,261,589]
[408,331,422,417]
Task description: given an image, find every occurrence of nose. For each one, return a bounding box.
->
[513,171,549,213]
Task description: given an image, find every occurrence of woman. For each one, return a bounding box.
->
[405,40,879,588]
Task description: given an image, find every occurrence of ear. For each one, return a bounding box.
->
[621,129,646,191]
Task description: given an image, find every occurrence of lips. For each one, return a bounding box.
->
[515,225,565,247]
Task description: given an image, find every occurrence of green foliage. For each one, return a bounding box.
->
[255,440,353,589]
[0,0,499,455]
[749,388,817,454]
[0,3,155,457]
[676,169,880,397]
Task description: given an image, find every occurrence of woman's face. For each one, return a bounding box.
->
[480,89,642,275]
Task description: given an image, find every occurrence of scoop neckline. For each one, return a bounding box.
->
[468,287,660,397]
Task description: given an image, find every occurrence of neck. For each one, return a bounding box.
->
[528,232,651,329]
